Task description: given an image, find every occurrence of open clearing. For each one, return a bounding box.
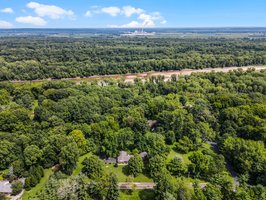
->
[8,65,266,84]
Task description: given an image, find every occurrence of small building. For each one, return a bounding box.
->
[139,152,148,159]
[0,180,12,195]
[117,151,133,164]
[117,151,148,164]
[104,158,117,164]
[0,178,25,196]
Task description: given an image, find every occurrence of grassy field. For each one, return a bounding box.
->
[119,190,155,200]
[72,152,92,176]
[167,142,212,165]
[105,164,152,182]
[22,168,53,200]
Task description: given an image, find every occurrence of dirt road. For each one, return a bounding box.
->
[8,65,266,84]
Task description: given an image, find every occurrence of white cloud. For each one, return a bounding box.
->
[0,20,13,28]
[101,7,121,17]
[27,2,74,19]
[0,8,14,14]
[122,6,144,17]
[110,21,141,28]
[16,16,47,26]
[89,5,166,27]
[85,11,92,17]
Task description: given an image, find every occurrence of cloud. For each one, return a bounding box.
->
[101,7,121,17]
[0,20,13,28]
[122,6,144,17]
[0,8,14,14]
[85,11,92,17]
[138,14,155,27]
[27,2,74,19]
[87,5,166,27]
[16,16,47,26]
[110,21,141,28]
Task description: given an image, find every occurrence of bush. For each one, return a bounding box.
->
[11,180,23,195]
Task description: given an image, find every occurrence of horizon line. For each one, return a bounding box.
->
[1,26,266,30]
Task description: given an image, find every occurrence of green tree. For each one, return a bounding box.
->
[0,140,16,170]
[148,155,166,179]
[203,184,222,200]
[188,151,210,178]
[167,157,187,177]
[82,155,104,179]
[155,172,175,200]
[23,145,43,166]
[11,181,23,195]
[128,155,144,177]
[193,182,206,200]
[106,173,119,200]
[59,142,79,175]
[69,130,87,154]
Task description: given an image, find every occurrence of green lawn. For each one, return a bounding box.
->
[119,190,155,200]
[167,142,212,165]
[167,149,191,165]
[0,169,8,181]
[22,168,53,200]
[105,164,152,182]
[72,152,92,176]
[30,100,38,119]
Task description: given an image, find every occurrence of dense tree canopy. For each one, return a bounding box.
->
[0,37,266,80]
[0,69,265,199]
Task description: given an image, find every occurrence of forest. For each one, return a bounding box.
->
[0,69,265,200]
[0,37,266,80]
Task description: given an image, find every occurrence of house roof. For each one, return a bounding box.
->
[0,180,12,194]
[117,151,132,163]
[0,178,25,194]
[117,151,148,163]
[104,158,117,163]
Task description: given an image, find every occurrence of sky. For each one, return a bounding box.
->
[0,0,266,28]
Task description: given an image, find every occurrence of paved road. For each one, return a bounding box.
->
[118,182,156,190]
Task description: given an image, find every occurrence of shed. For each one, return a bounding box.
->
[139,152,148,159]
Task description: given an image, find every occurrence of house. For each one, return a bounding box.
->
[0,180,12,195]
[0,178,25,196]
[117,151,133,164]
[117,151,148,164]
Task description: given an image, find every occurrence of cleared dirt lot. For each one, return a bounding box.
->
[9,66,266,83]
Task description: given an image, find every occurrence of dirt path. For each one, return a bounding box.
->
[7,65,266,84]
[118,182,156,190]
[207,141,239,192]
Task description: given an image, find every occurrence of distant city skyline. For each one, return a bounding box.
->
[0,0,266,28]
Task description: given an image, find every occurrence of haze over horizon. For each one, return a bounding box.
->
[0,0,266,29]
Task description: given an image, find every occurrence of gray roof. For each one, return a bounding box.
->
[117,151,132,163]
[0,178,25,194]
[0,180,12,194]
[140,152,148,158]
[117,151,148,163]
[104,158,117,163]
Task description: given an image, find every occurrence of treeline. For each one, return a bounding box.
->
[0,37,266,80]
[0,69,265,199]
